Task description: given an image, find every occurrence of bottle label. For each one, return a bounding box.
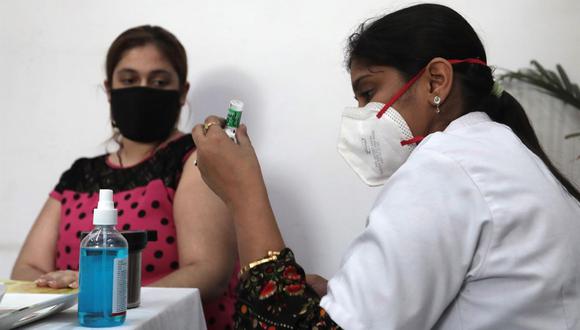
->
[226,108,242,128]
[112,257,128,315]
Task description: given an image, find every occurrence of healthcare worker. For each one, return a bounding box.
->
[192,4,580,329]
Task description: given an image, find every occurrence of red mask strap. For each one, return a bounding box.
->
[376,58,487,119]
[448,58,487,66]
[401,136,424,146]
[376,67,426,119]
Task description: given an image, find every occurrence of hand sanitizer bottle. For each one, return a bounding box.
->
[78,189,128,327]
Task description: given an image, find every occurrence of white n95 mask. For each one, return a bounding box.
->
[337,102,419,186]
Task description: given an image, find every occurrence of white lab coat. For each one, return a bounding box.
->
[320,112,580,330]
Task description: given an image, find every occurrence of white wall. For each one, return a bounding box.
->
[1,0,579,279]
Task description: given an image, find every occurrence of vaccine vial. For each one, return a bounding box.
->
[225,100,244,143]
[78,189,128,327]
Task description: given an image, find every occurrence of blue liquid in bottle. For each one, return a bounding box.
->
[78,189,128,327]
[78,247,128,327]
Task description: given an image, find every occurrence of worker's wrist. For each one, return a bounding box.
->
[227,181,270,215]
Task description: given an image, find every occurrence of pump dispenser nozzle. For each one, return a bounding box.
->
[93,189,117,225]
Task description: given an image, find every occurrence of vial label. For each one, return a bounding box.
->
[226,108,242,128]
[112,257,128,315]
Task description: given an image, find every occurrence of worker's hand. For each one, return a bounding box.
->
[192,116,267,212]
[35,270,79,289]
[306,274,328,297]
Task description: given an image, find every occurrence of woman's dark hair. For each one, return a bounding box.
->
[347,3,580,201]
[106,25,188,89]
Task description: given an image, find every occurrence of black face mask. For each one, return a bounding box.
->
[110,87,181,143]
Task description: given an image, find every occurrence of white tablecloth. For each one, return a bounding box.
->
[20,287,206,330]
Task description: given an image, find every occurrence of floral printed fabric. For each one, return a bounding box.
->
[234,249,341,329]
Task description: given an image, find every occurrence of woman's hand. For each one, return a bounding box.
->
[192,116,285,266]
[35,270,78,289]
[191,116,266,211]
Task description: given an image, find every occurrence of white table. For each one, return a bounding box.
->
[18,287,206,330]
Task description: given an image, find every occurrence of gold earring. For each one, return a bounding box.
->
[434,96,441,114]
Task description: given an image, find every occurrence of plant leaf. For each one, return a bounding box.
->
[565,132,580,139]
[573,84,580,99]
[557,65,573,92]
[500,60,580,111]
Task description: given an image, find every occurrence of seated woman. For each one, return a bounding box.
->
[11,25,238,329]
[191,4,580,329]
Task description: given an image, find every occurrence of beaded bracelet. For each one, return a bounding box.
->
[238,250,281,278]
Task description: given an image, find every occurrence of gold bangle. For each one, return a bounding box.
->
[239,251,281,278]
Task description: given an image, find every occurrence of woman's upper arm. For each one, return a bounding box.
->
[172,150,237,282]
[11,197,62,279]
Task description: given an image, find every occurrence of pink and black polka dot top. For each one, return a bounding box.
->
[50,134,238,329]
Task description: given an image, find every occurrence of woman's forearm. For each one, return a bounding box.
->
[230,183,285,266]
[11,263,47,281]
[148,263,231,301]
